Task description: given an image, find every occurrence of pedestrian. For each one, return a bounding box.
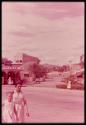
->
[13,83,29,123]
[8,77,13,85]
[2,91,18,123]
[67,76,72,89]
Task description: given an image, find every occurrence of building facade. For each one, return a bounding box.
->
[2,53,40,84]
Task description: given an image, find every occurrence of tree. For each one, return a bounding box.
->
[2,58,13,65]
[33,64,47,79]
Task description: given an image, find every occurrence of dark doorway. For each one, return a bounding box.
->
[2,71,8,84]
[8,71,15,84]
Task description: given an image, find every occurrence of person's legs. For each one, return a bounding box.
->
[17,106,24,123]
[20,107,24,123]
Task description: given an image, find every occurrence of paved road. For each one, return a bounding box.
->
[2,85,84,123]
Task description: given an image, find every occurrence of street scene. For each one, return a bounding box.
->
[2,2,84,123]
[2,85,84,123]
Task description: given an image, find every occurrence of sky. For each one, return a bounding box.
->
[2,2,84,65]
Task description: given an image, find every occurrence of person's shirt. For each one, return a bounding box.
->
[13,90,25,106]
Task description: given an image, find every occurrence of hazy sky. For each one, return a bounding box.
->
[2,2,84,65]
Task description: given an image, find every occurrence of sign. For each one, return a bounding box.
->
[2,65,23,70]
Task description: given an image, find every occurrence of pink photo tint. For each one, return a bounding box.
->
[2,2,84,123]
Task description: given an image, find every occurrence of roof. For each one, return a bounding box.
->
[14,53,40,63]
[22,53,40,63]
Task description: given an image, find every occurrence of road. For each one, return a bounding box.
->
[2,85,84,123]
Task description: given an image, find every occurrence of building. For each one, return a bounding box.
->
[2,53,40,84]
[2,63,22,84]
[14,53,40,64]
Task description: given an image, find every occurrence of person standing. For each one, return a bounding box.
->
[2,92,18,123]
[13,83,29,123]
[8,77,13,85]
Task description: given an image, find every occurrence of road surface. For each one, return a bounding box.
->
[2,85,84,123]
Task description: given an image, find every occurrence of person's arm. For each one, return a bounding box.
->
[2,103,4,107]
[23,97,30,117]
[2,101,5,107]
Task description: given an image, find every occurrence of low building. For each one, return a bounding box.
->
[2,53,40,84]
